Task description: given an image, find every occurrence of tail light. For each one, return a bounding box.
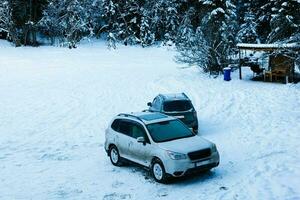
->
[193,111,197,118]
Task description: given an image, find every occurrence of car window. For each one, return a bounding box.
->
[146,119,194,143]
[132,125,144,138]
[118,120,132,137]
[111,119,120,131]
[163,100,192,112]
[152,97,161,110]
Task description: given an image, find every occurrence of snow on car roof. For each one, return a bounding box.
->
[119,112,174,125]
[159,93,189,101]
[139,112,167,121]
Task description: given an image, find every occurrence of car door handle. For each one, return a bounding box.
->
[129,141,133,146]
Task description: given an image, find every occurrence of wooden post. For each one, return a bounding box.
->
[239,49,242,79]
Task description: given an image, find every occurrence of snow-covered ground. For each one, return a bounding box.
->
[0,40,300,200]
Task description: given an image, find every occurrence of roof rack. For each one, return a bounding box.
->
[117,113,143,122]
[142,109,153,112]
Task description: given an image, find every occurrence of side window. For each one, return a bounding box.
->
[115,120,150,143]
[118,120,132,137]
[111,119,120,131]
[132,123,150,143]
[132,124,146,139]
[152,97,161,110]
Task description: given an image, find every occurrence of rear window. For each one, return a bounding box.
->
[163,100,192,112]
[118,121,132,136]
[111,119,120,131]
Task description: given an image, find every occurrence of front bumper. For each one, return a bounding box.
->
[163,151,220,177]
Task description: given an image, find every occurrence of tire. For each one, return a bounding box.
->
[109,145,122,166]
[192,127,198,134]
[151,158,169,183]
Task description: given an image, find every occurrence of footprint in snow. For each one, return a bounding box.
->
[219,186,228,191]
[39,152,71,161]
[103,193,131,200]
[156,188,168,197]
[112,181,124,188]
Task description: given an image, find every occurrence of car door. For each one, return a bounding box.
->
[128,122,153,166]
[116,120,133,159]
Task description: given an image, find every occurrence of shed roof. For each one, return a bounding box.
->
[237,43,300,51]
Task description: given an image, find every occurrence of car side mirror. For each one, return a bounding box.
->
[147,102,152,107]
[137,137,146,145]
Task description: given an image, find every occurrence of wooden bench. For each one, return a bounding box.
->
[264,66,291,83]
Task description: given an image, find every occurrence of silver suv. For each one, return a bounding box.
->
[104,112,219,183]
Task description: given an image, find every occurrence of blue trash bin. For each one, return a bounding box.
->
[224,67,231,81]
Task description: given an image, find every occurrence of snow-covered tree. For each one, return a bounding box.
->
[284,32,300,71]
[237,11,259,43]
[82,0,104,38]
[102,0,143,46]
[40,0,88,48]
[141,0,181,44]
[267,0,300,43]
[139,15,155,47]
[39,0,63,44]
[163,0,180,42]
[0,0,21,46]
[101,0,117,48]
[0,1,12,37]
[200,0,238,73]
[176,9,210,72]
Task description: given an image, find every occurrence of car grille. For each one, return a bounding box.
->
[188,148,211,160]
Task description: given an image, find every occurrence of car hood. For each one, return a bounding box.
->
[157,135,213,154]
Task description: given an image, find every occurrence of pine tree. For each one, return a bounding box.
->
[40,0,88,48]
[163,0,180,43]
[83,0,104,38]
[10,0,47,45]
[267,0,300,43]
[200,0,237,73]
[140,15,155,46]
[142,0,181,44]
[101,0,118,48]
[102,0,144,46]
[237,11,259,43]
[0,0,21,46]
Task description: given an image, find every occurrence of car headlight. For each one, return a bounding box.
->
[211,144,217,152]
[166,150,187,160]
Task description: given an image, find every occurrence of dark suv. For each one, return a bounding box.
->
[147,93,198,133]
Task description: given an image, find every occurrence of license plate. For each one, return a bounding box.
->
[174,115,185,119]
[195,159,210,167]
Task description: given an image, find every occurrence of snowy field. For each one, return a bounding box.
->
[0,39,300,200]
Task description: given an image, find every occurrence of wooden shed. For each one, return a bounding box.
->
[236,43,300,83]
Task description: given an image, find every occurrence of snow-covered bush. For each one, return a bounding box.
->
[175,11,209,72]
[40,0,88,48]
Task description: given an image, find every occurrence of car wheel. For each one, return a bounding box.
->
[151,158,168,183]
[193,126,198,134]
[109,145,122,166]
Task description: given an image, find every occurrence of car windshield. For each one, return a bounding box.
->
[163,100,192,112]
[146,120,194,143]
